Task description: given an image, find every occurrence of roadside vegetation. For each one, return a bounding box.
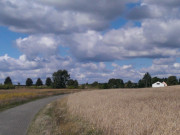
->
[53,86,179,135]
[0,89,80,111]
[27,97,102,135]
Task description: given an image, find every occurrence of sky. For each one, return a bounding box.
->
[0,0,180,84]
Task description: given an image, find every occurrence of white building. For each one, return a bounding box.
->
[152,81,167,88]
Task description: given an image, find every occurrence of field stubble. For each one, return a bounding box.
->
[67,86,180,135]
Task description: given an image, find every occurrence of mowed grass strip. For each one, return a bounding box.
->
[65,86,180,135]
[27,97,103,135]
[0,89,80,111]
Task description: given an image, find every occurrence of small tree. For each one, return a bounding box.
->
[91,81,99,88]
[151,77,161,84]
[126,80,133,88]
[67,79,79,88]
[108,78,124,88]
[167,76,178,86]
[4,77,13,85]
[52,70,70,88]
[45,77,52,86]
[36,78,43,86]
[26,78,33,86]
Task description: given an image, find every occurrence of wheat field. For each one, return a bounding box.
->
[67,86,180,135]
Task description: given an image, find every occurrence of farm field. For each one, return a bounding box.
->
[0,88,80,111]
[56,86,180,135]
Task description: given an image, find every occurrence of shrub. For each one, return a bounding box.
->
[0,84,15,90]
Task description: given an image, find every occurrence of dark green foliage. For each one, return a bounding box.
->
[125,81,133,88]
[4,76,12,85]
[91,81,99,88]
[179,78,180,84]
[45,77,52,86]
[167,76,178,86]
[36,78,43,86]
[138,79,145,88]
[26,78,33,86]
[108,78,124,88]
[132,83,138,88]
[52,70,70,88]
[100,83,109,89]
[142,72,152,87]
[151,77,162,84]
[67,79,79,88]
[0,84,15,89]
[162,78,168,83]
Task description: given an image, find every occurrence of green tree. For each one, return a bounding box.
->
[91,81,99,88]
[138,79,145,88]
[167,76,178,86]
[126,80,133,88]
[142,72,152,87]
[67,79,79,88]
[151,77,161,84]
[26,78,33,86]
[52,70,70,88]
[4,76,12,85]
[45,77,52,86]
[108,78,124,88]
[36,78,43,86]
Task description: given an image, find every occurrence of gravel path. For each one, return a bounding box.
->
[0,95,65,135]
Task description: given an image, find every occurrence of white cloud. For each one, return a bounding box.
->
[0,0,138,34]
[16,34,60,60]
[60,19,180,61]
[0,0,180,84]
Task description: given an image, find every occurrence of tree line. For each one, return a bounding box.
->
[0,70,180,90]
[82,72,180,89]
[0,70,78,89]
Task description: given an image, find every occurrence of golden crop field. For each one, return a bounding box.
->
[0,89,80,111]
[66,86,180,135]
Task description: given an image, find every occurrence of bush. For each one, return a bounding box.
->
[0,84,15,90]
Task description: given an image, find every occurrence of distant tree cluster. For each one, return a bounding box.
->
[1,70,180,90]
[24,69,78,89]
[81,72,180,89]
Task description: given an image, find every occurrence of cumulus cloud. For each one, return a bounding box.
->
[1,0,180,84]
[60,19,180,61]
[16,34,60,60]
[0,0,138,34]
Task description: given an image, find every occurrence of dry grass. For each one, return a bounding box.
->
[28,97,102,135]
[0,89,80,111]
[66,86,180,135]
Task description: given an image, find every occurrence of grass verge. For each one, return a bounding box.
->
[27,97,103,135]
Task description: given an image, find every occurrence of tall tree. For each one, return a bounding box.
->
[26,78,33,86]
[4,76,12,85]
[142,72,152,87]
[36,78,43,86]
[52,70,70,88]
[167,76,178,86]
[45,77,52,86]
